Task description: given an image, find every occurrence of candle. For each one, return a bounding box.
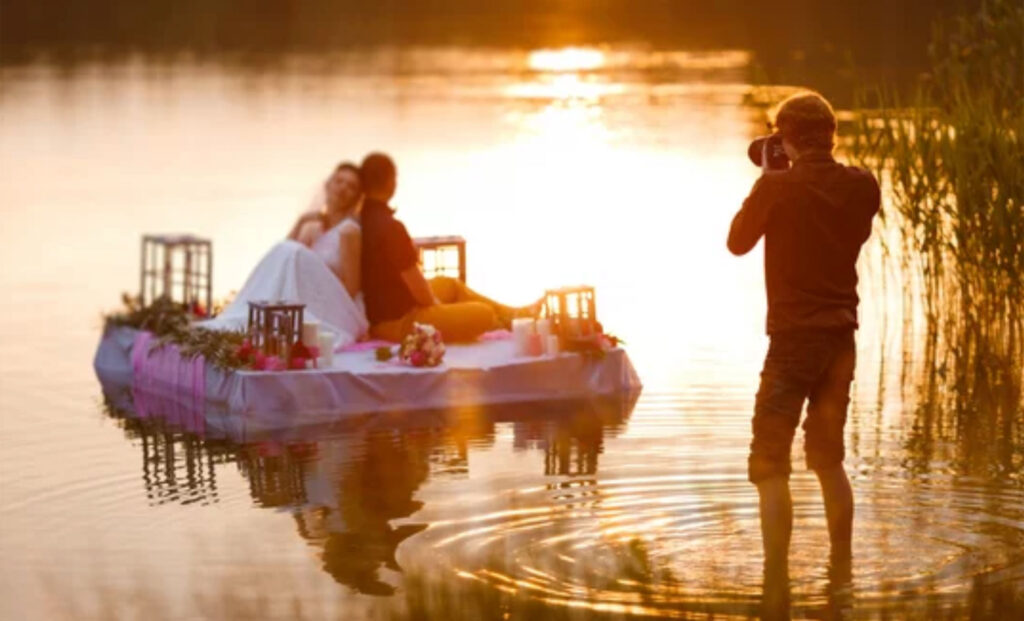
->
[511,318,534,357]
[318,331,335,367]
[527,333,543,357]
[301,320,320,347]
[536,318,552,339]
[546,335,560,356]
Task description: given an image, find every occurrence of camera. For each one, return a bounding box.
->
[747,134,789,170]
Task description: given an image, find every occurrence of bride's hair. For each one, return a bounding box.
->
[331,162,362,184]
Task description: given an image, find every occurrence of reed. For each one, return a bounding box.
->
[849,0,1023,477]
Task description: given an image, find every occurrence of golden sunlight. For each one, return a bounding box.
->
[528,47,606,73]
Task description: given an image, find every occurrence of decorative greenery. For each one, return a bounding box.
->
[561,333,622,360]
[163,325,248,370]
[105,293,191,336]
[105,293,249,370]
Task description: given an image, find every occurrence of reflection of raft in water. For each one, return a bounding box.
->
[94,325,642,437]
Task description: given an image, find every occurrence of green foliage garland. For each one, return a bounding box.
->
[104,294,248,370]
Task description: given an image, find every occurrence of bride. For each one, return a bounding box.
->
[201,162,369,348]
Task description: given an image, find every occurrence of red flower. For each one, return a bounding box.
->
[409,350,427,367]
[288,356,308,370]
[290,341,311,360]
[235,339,254,364]
[190,301,208,318]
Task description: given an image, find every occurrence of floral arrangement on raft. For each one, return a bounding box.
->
[105,294,258,371]
[104,295,449,371]
[375,323,446,367]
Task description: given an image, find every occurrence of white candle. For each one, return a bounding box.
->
[546,335,560,356]
[536,318,552,339]
[301,320,320,347]
[318,331,335,367]
[511,318,534,357]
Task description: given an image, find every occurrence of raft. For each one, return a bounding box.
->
[94,325,642,437]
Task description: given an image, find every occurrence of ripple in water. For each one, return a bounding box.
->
[403,399,1024,618]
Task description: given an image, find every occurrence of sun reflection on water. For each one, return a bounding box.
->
[528,47,607,73]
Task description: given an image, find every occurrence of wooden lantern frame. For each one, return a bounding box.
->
[140,234,213,311]
[544,286,598,338]
[247,300,305,359]
[414,235,466,283]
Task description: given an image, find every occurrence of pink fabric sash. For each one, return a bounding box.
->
[131,331,207,433]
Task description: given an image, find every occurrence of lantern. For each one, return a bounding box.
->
[139,234,213,312]
[247,300,305,359]
[544,286,598,339]
[414,235,466,283]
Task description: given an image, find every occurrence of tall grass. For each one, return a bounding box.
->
[849,0,1023,479]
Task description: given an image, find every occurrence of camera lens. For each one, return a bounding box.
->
[748,137,768,166]
[748,134,789,170]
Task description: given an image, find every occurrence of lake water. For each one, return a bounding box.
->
[0,46,1021,619]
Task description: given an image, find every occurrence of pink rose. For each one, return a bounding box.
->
[409,350,427,367]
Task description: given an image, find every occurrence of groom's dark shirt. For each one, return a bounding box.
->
[361,198,419,324]
[728,152,880,334]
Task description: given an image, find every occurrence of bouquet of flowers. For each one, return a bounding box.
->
[399,323,446,367]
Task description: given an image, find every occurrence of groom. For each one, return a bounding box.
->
[727,92,880,594]
[359,152,527,343]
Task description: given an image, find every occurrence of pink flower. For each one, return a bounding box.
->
[252,351,268,370]
[409,350,427,367]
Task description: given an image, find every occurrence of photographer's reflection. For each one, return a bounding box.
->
[759,554,854,621]
[760,557,791,621]
[823,553,854,620]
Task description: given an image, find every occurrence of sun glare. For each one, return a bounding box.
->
[528,47,606,73]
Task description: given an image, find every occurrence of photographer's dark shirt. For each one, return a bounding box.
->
[728,152,880,334]
[360,198,419,324]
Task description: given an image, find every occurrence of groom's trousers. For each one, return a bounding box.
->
[370,277,509,343]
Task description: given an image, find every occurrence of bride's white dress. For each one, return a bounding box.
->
[200,220,368,349]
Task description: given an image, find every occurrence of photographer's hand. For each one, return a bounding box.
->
[761,139,779,176]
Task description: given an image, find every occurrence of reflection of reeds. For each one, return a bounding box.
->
[849,0,1023,482]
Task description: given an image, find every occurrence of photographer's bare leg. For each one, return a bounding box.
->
[756,476,792,573]
[757,475,793,619]
[805,339,856,565]
[816,464,852,562]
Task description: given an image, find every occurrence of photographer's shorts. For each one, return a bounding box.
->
[748,328,856,484]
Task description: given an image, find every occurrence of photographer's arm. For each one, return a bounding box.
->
[727,177,771,256]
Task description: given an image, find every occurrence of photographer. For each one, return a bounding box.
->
[727,92,880,587]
